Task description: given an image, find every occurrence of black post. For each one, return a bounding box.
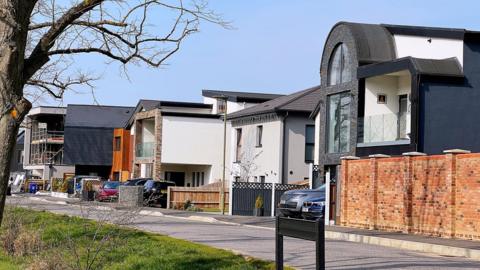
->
[276,217,284,270]
[316,219,325,270]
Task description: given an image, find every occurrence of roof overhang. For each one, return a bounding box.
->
[357,57,464,79]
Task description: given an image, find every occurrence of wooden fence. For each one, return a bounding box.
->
[167,186,229,210]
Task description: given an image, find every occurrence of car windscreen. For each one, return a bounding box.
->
[315,184,326,192]
[103,182,120,189]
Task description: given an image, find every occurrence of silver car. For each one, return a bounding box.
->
[277,184,326,219]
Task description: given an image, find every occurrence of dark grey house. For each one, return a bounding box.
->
[312,21,480,186]
[64,105,134,178]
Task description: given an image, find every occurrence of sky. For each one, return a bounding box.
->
[54,0,480,107]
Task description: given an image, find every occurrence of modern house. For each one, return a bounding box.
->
[227,86,322,184]
[128,90,282,186]
[312,22,480,187]
[63,105,134,178]
[23,107,74,179]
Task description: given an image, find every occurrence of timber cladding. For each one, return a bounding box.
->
[340,153,480,240]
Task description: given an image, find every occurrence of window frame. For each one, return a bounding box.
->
[235,128,242,162]
[327,43,350,86]
[326,91,352,154]
[256,125,263,148]
[114,136,121,151]
[305,125,315,163]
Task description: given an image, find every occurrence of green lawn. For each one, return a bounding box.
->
[0,207,282,270]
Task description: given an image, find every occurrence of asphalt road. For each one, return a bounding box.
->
[7,196,480,270]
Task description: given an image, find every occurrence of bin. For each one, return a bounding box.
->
[29,183,38,194]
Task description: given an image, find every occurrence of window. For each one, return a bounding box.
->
[201,172,205,186]
[260,176,265,183]
[305,125,315,163]
[17,150,24,164]
[217,99,227,114]
[327,43,351,86]
[256,125,263,147]
[114,136,121,151]
[327,92,351,153]
[377,94,387,104]
[234,176,240,182]
[235,128,242,162]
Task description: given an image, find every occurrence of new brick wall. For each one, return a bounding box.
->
[341,152,480,240]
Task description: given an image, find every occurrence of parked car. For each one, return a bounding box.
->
[96,181,121,202]
[277,184,325,220]
[123,178,151,187]
[143,180,175,207]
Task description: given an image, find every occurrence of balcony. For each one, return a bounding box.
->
[357,113,410,146]
[31,130,64,144]
[136,142,155,158]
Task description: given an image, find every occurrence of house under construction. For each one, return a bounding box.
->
[23,107,74,179]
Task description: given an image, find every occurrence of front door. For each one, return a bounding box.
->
[165,172,185,186]
[398,95,408,139]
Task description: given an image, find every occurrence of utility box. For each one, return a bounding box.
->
[119,186,143,207]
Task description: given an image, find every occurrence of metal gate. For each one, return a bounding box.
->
[231,182,306,216]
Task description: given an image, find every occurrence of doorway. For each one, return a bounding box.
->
[165,172,185,186]
[398,95,408,140]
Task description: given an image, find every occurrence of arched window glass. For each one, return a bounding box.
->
[327,43,351,86]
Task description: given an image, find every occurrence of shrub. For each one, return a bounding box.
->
[255,195,264,209]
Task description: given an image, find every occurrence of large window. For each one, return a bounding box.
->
[327,43,351,86]
[217,99,226,114]
[256,125,263,147]
[114,136,121,151]
[235,128,242,162]
[327,92,351,153]
[305,125,315,163]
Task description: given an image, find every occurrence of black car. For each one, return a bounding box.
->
[123,178,151,187]
[143,180,175,207]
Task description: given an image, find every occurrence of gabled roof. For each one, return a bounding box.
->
[202,89,284,103]
[357,57,464,79]
[65,104,134,128]
[227,86,322,120]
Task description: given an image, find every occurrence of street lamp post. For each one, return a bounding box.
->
[214,95,228,215]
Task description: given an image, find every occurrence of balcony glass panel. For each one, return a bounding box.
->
[136,142,155,158]
[358,113,410,145]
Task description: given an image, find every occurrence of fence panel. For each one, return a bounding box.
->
[232,182,272,216]
[169,186,229,210]
[232,182,307,216]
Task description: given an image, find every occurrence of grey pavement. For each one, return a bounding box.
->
[7,195,480,270]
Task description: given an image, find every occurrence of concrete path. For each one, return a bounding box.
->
[7,196,480,269]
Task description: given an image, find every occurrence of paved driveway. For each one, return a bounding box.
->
[7,196,480,270]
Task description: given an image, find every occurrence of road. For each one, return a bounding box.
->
[7,196,480,270]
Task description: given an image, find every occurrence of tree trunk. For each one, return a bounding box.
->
[0,1,34,225]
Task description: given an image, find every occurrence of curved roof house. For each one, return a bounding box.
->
[312,21,480,187]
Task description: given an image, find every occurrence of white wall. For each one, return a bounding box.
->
[364,75,411,142]
[284,116,314,183]
[230,119,283,183]
[393,35,463,66]
[203,97,258,114]
[142,119,155,142]
[161,116,229,184]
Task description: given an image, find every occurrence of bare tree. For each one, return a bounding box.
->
[0,0,227,224]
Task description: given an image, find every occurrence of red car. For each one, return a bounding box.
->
[96,181,121,202]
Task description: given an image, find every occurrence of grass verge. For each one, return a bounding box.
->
[0,207,285,270]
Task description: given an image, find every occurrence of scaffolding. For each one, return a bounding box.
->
[30,126,65,165]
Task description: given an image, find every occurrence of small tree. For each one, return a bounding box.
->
[0,0,228,224]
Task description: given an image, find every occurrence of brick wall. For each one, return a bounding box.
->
[341,151,480,240]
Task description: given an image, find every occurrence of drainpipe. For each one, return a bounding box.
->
[280,112,289,184]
